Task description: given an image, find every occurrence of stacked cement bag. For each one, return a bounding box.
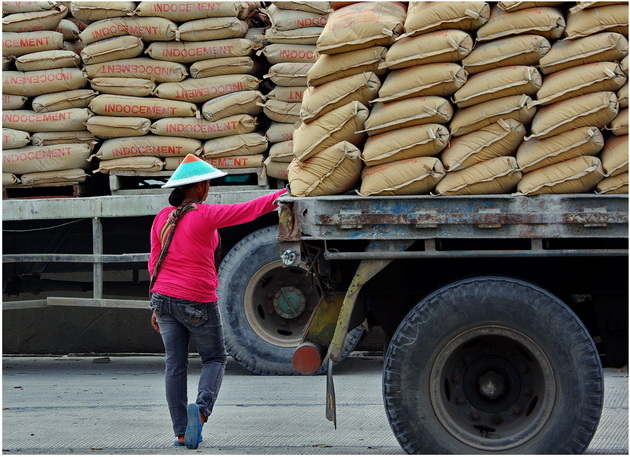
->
[2,2,94,189]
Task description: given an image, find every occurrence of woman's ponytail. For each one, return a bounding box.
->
[169,187,185,207]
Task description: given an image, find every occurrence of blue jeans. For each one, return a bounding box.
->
[150,293,227,437]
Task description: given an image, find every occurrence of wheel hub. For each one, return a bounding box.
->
[273,286,306,319]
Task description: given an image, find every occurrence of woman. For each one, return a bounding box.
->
[148,154,287,449]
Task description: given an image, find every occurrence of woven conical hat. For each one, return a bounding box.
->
[162,154,227,188]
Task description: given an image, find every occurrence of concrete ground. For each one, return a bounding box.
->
[2,354,627,455]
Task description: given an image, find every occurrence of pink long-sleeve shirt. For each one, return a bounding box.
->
[149,188,287,303]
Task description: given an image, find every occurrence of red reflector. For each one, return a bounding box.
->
[292,342,323,375]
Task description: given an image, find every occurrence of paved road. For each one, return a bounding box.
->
[2,355,627,454]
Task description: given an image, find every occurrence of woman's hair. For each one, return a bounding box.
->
[168,182,196,207]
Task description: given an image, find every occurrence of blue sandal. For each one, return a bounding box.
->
[184,404,203,449]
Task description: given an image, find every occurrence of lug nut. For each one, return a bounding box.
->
[512,406,522,415]
[471,411,480,421]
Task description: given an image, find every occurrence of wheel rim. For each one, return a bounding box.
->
[430,325,556,451]
[243,259,320,348]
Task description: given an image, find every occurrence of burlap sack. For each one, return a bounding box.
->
[441,119,526,171]
[15,50,81,71]
[276,2,332,14]
[266,122,295,143]
[596,172,628,194]
[201,91,263,122]
[146,39,254,64]
[289,141,362,196]
[267,86,306,103]
[565,4,629,39]
[364,96,454,136]
[516,156,605,195]
[265,62,312,86]
[31,131,98,147]
[528,91,619,139]
[600,134,628,176]
[307,46,386,86]
[202,133,268,158]
[462,34,550,75]
[536,62,627,106]
[383,30,473,70]
[3,31,63,57]
[95,156,164,174]
[3,68,86,97]
[3,94,29,110]
[81,36,144,65]
[539,32,628,75]
[150,114,257,140]
[293,101,369,162]
[95,137,201,160]
[569,2,629,13]
[20,168,88,185]
[264,157,290,180]
[516,127,604,173]
[201,154,264,169]
[435,156,522,196]
[70,2,135,22]
[265,4,328,31]
[450,95,536,137]
[263,100,301,124]
[2,109,92,132]
[134,1,243,20]
[374,63,467,103]
[190,57,256,78]
[498,2,565,12]
[89,78,156,97]
[32,89,97,113]
[2,6,64,33]
[3,128,31,150]
[476,6,566,42]
[316,2,404,54]
[610,108,629,136]
[264,27,323,45]
[84,58,188,82]
[622,55,629,76]
[362,124,449,166]
[404,2,490,36]
[618,83,628,108]
[268,140,295,162]
[3,2,58,14]
[3,173,20,186]
[301,72,380,123]
[90,94,197,119]
[87,116,151,138]
[177,17,248,42]
[3,143,92,174]
[359,156,445,196]
[262,44,319,64]
[453,66,542,108]
[79,17,178,45]
[58,19,81,41]
[155,75,260,104]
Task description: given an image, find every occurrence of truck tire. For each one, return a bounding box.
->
[383,276,603,454]
[218,225,362,375]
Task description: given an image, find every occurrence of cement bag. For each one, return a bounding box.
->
[2,109,92,132]
[565,4,629,39]
[618,84,628,108]
[535,62,627,106]
[516,156,605,195]
[307,46,386,86]
[403,2,490,36]
[462,34,550,75]
[622,55,629,76]
[265,158,290,180]
[265,62,312,86]
[476,6,565,42]
[95,156,164,174]
[89,78,156,97]
[441,119,526,171]
[201,91,263,122]
[3,173,20,186]
[596,172,628,194]
[265,4,328,31]
[539,32,629,75]
[3,94,29,110]
[453,66,542,108]
[374,63,468,103]
[435,156,522,195]
[63,40,86,56]
[600,135,628,176]
[362,124,450,166]
[83,58,188,83]
[81,36,144,66]
[450,95,536,137]
[262,44,319,64]
[2,2,58,14]
[20,169,88,185]
[95,137,202,160]
[293,101,369,162]
[265,27,323,45]
[289,141,362,196]
[3,143,92,174]
[150,115,257,140]
[154,75,260,103]
[3,68,86,97]
[267,86,307,103]
[57,19,81,42]
[145,39,254,64]
[244,27,267,49]
[134,1,244,20]
[264,100,302,124]
[359,156,445,196]
[79,17,178,45]
[203,155,264,169]
[516,127,604,173]
[363,97,454,137]
[276,2,332,14]
[316,2,404,54]
[202,133,268,158]
[3,56,11,71]
[87,116,151,138]
[32,89,97,113]
[528,91,619,139]
[498,2,565,12]
[89,95,197,119]
[31,131,97,147]
[383,30,473,70]
[177,17,248,42]
[3,31,63,57]
[610,108,629,136]
[190,57,256,78]
[268,140,295,162]
[301,72,381,123]
[70,2,135,22]
[266,122,295,143]
[3,128,31,150]
[15,50,81,71]
[2,7,64,33]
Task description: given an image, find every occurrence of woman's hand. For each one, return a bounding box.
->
[151,311,160,333]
